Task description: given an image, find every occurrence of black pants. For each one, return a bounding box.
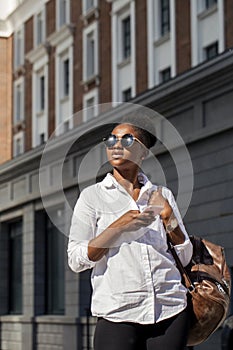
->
[94,308,189,350]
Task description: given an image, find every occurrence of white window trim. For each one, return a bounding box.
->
[13,77,24,125]
[83,88,99,122]
[147,0,175,88]
[56,0,70,30]
[111,0,136,103]
[13,131,24,157]
[55,37,74,136]
[190,0,224,67]
[83,21,99,83]
[32,55,49,148]
[34,7,46,48]
[14,26,24,69]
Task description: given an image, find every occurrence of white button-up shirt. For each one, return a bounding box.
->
[68,173,193,324]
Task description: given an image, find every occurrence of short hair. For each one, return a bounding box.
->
[120,111,157,149]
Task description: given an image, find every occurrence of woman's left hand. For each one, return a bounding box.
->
[148,188,173,226]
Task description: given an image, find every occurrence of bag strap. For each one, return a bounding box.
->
[167,235,195,292]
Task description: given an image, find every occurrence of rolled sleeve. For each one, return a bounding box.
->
[173,238,193,267]
[162,187,193,267]
[68,240,96,273]
[67,189,97,273]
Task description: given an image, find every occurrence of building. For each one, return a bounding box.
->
[0,0,233,349]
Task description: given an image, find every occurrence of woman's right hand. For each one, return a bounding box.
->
[109,209,156,232]
[88,210,155,262]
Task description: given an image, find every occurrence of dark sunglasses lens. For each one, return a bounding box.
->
[103,134,117,147]
[121,134,134,147]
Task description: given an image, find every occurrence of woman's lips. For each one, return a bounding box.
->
[111,152,124,159]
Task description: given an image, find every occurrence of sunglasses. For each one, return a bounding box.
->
[103,133,145,148]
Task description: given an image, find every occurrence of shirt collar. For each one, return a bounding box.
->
[101,172,153,190]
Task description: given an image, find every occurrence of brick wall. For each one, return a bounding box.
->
[72,0,83,116]
[46,0,56,37]
[224,0,233,49]
[48,47,56,137]
[135,0,148,94]
[175,0,191,74]
[0,37,12,164]
[99,1,112,104]
[25,17,33,54]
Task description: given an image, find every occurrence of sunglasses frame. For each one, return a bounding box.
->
[103,133,145,149]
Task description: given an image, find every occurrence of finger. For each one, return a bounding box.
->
[157,186,163,195]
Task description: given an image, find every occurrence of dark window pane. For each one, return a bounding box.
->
[9,221,22,314]
[79,270,92,316]
[205,0,217,9]
[87,34,95,78]
[63,59,69,96]
[122,88,132,102]
[46,215,65,315]
[205,42,218,60]
[40,75,45,110]
[160,67,171,83]
[161,0,170,36]
[122,16,131,59]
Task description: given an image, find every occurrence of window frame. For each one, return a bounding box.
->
[32,60,49,148]
[14,27,24,69]
[83,21,99,82]
[56,0,70,29]
[122,15,131,60]
[83,88,99,122]
[13,131,25,157]
[160,0,170,36]
[13,77,24,125]
[34,8,46,47]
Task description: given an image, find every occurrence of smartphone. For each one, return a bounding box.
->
[143,205,163,216]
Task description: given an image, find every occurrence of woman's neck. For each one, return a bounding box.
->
[113,168,142,199]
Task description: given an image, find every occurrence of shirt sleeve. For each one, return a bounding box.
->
[162,187,193,267]
[67,189,97,273]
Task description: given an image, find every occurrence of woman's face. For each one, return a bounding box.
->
[105,123,147,170]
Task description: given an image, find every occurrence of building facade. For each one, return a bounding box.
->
[0,0,233,349]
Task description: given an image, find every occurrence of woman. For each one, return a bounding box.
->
[68,117,193,350]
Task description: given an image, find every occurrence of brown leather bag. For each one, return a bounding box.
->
[167,235,231,346]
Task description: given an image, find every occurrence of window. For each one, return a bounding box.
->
[13,132,24,157]
[56,45,73,135]
[38,75,45,111]
[35,10,45,46]
[122,88,131,102]
[205,42,218,60]
[159,67,171,83]
[82,0,97,14]
[87,32,95,78]
[9,221,22,314]
[33,65,48,147]
[63,58,69,96]
[85,97,95,121]
[14,81,24,124]
[122,16,131,60]
[83,88,98,121]
[160,0,170,36]
[83,22,98,82]
[205,0,217,9]
[46,214,65,315]
[57,0,70,28]
[14,28,24,68]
